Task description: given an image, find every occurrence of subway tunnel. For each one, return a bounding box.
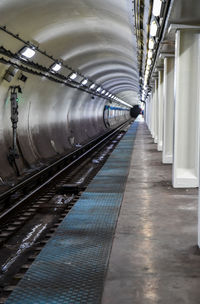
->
[0,0,138,182]
[1,0,200,303]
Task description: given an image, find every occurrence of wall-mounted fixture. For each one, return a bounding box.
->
[148,50,153,58]
[150,20,159,37]
[19,46,36,59]
[81,79,88,86]
[69,72,77,80]
[90,84,96,90]
[147,59,152,65]
[51,62,62,72]
[149,38,155,49]
[96,87,101,92]
[152,0,162,17]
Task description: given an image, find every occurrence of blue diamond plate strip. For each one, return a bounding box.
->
[5,122,138,304]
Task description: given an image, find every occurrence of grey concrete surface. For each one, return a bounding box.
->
[102,120,200,304]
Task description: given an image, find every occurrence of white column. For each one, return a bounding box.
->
[199,193,200,247]
[145,102,147,124]
[162,56,174,164]
[150,90,155,138]
[173,30,200,188]
[147,94,152,132]
[145,100,149,128]
[154,78,158,144]
[149,93,153,133]
[148,101,151,129]
[157,70,164,151]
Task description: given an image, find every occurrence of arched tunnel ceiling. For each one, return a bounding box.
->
[0,0,139,106]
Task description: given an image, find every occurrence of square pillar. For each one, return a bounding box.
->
[148,94,153,133]
[154,78,158,144]
[150,90,155,138]
[157,70,164,151]
[145,99,150,128]
[148,98,151,130]
[162,57,175,164]
[199,194,200,247]
[173,30,200,188]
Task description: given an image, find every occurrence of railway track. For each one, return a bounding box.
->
[0,120,132,303]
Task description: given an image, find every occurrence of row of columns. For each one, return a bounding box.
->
[146,29,200,188]
[145,28,200,245]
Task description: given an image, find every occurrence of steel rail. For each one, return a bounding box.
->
[0,120,132,221]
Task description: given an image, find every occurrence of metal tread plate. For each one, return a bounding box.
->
[5,122,138,304]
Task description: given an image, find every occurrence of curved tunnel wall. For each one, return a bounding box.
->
[0,62,130,181]
[0,0,138,182]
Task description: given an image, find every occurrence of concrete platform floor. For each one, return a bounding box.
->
[102,121,200,304]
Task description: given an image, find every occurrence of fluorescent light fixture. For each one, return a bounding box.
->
[109,94,112,97]
[152,0,162,17]
[81,79,88,86]
[105,92,109,96]
[51,63,62,72]
[101,90,106,94]
[149,38,155,50]
[69,72,77,80]
[90,84,96,89]
[20,47,35,59]
[150,20,158,37]
[96,87,101,92]
[148,50,153,58]
[147,58,152,65]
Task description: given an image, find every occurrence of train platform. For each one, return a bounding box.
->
[102,120,200,304]
[5,119,200,304]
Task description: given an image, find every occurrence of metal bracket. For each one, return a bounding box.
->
[7,86,22,176]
